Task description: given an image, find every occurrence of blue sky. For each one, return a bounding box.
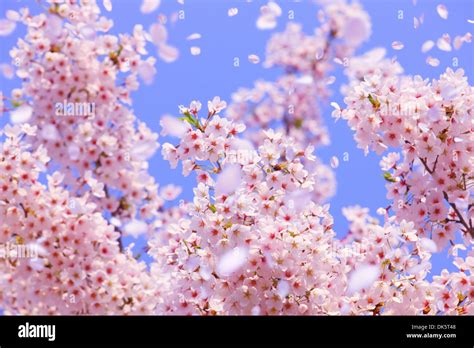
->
[1,0,473,275]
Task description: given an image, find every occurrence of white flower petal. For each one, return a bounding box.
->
[216,247,248,277]
[436,4,448,20]
[124,220,148,238]
[160,114,188,137]
[421,40,434,53]
[141,0,161,14]
[10,105,33,124]
[391,41,404,50]
[0,19,16,36]
[228,7,239,17]
[347,264,380,294]
[215,164,242,196]
[248,54,260,64]
[103,0,112,12]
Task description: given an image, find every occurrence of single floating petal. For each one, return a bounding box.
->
[436,4,448,20]
[103,0,112,11]
[437,34,452,51]
[421,40,434,53]
[0,19,16,36]
[124,220,148,238]
[347,264,380,294]
[141,0,161,14]
[228,7,239,17]
[215,164,242,196]
[190,46,201,56]
[186,33,201,41]
[426,56,440,67]
[391,41,404,50]
[10,105,33,124]
[160,114,188,138]
[158,43,179,63]
[248,54,260,64]
[330,156,339,169]
[217,247,248,277]
[414,17,419,29]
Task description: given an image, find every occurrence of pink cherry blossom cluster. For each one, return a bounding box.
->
[226,0,370,203]
[156,98,474,315]
[157,98,344,314]
[337,64,473,245]
[338,206,473,315]
[0,125,159,314]
[0,0,472,317]
[5,0,177,238]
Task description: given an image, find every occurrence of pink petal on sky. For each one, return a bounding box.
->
[141,0,161,14]
[436,4,448,20]
[0,19,16,36]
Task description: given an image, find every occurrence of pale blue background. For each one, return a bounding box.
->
[1,0,473,276]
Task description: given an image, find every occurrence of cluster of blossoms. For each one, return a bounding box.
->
[157,98,344,314]
[337,63,473,245]
[0,125,159,314]
[155,99,474,315]
[338,206,473,315]
[5,0,179,238]
[0,0,472,317]
[226,0,371,202]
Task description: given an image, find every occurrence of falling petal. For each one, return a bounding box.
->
[391,41,404,50]
[160,184,182,201]
[190,46,201,56]
[216,246,248,277]
[347,264,380,294]
[330,156,339,169]
[436,34,452,51]
[6,10,20,21]
[256,14,277,30]
[215,164,242,196]
[124,220,148,238]
[138,60,156,85]
[141,0,161,14]
[414,17,419,29]
[333,57,344,65]
[103,0,112,11]
[426,56,440,67]
[149,22,167,45]
[40,124,59,141]
[0,64,14,79]
[267,2,282,16]
[158,43,179,63]
[325,76,336,85]
[186,33,201,40]
[248,54,260,64]
[228,7,239,17]
[436,4,448,20]
[468,19,474,24]
[160,114,188,137]
[130,140,158,160]
[419,238,437,253]
[0,19,16,36]
[10,105,33,124]
[421,40,434,53]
